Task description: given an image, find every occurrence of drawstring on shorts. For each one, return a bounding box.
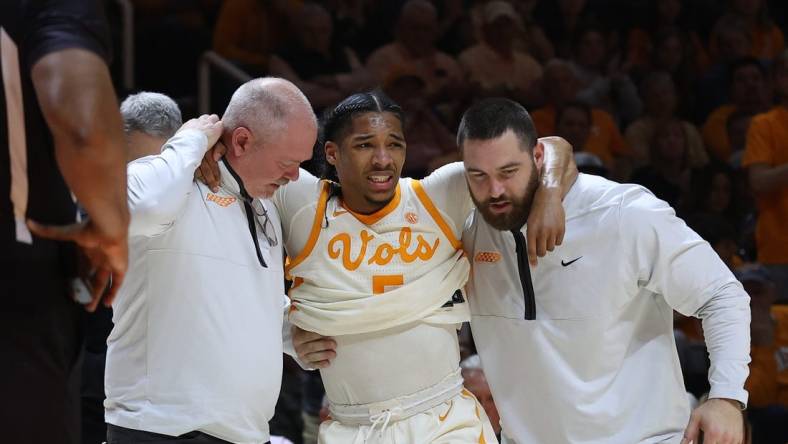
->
[364,406,403,442]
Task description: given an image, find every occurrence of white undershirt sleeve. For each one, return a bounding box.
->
[127,129,209,238]
[619,187,751,406]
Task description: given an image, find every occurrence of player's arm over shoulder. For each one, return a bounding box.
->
[273,168,325,241]
[419,162,473,232]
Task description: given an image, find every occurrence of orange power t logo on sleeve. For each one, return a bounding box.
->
[474,252,501,263]
[207,193,237,207]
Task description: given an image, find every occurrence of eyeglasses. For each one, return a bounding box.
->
[250,198,278,248]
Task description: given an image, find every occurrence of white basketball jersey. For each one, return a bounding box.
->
[285,177,469,335]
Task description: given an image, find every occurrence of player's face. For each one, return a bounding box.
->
[326,112,406,213]
[463,130,543,231]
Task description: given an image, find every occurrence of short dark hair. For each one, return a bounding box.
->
[317,91,404,181]
[456,98,538,151]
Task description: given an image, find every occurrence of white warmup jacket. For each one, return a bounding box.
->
[105,129,286,444]
[463,173,751,444]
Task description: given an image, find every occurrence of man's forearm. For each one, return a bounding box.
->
[32,48,128,237]
[538,136,578,198]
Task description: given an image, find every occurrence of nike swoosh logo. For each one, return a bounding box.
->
[439,400,453,422]
[332,209,348,217]
[561,256,582,267]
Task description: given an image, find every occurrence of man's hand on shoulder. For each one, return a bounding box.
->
[178,114,225,191]
[194,142,227,193]
[527,136,576,266]
[526,187,564,266]
[681,398,744,444]
[537,136,578,196]
[178,114,222,148]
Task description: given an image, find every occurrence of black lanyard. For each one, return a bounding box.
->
[222,159,267,268]
[511,229,536,320]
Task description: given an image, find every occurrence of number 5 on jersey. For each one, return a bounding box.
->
[372,274,404,294]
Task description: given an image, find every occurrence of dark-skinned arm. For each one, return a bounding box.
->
[28,48,129,311]
[526,136,578,265]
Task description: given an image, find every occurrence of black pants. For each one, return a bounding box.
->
[0,280,84,444]
[107,424,270,444]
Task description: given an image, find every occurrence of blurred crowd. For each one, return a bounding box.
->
[94,0,788,443]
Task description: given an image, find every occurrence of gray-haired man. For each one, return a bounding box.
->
[120,91,182,161]
[83,91,184,443]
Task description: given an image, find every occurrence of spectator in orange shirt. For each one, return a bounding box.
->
[737,264,788,444]
[532,59,630,174]
[742,50,788,300]
[703,57,771,162]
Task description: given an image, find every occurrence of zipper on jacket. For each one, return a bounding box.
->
[511,229,536,320]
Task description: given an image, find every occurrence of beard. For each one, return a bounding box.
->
[471,167,539,231]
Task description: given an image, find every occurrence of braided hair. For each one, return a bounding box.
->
[317,91,404,187]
